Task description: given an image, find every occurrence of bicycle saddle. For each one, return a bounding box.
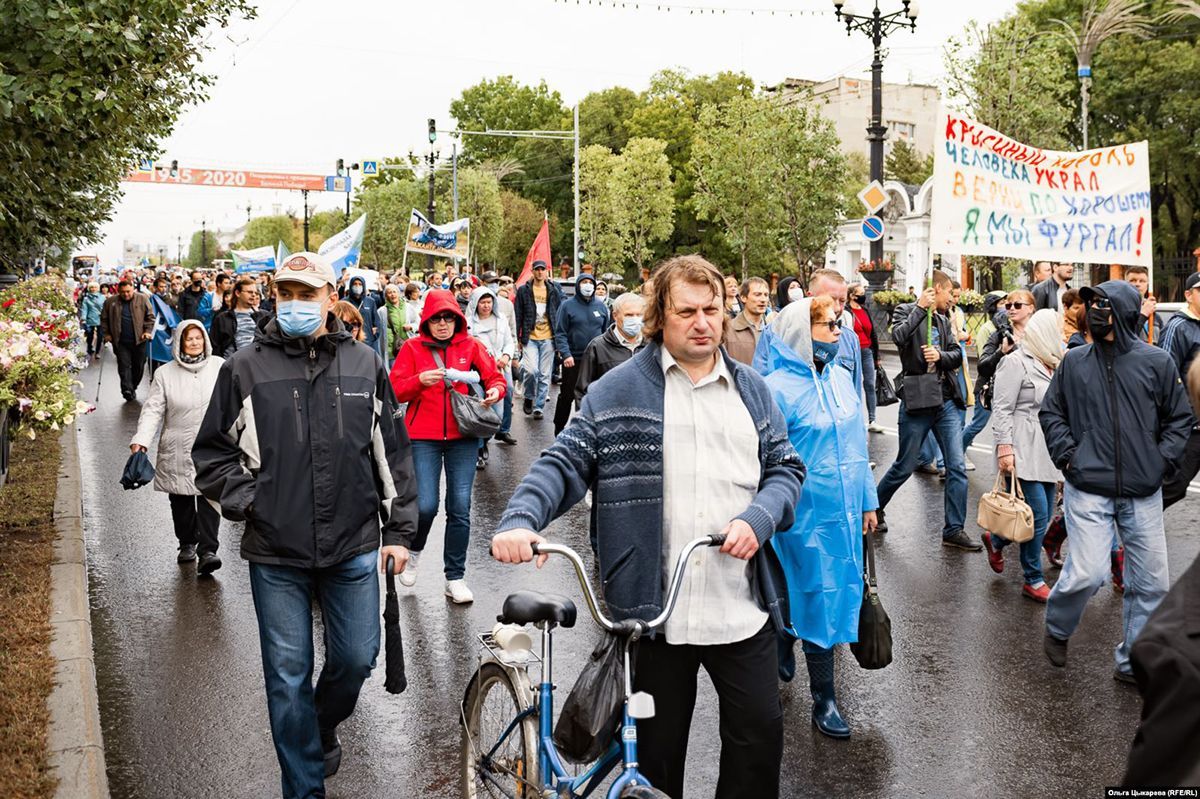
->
[498,590,577,628]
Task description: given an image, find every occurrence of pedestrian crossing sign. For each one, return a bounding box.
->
[362,161,378,176]
[137,158,154,173]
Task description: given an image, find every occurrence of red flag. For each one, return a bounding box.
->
[515,219,551,288]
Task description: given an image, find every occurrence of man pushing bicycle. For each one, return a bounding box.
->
[492,255,805,799]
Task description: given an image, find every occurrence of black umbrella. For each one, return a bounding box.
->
[383,556,408,694]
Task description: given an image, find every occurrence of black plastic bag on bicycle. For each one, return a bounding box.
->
[553,631,630,764]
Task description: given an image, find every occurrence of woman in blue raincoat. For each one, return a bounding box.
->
[756,295,879,739]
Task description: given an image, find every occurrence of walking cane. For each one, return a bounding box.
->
[94,347,105,404]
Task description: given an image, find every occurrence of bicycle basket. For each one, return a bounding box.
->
[552,631,628,764]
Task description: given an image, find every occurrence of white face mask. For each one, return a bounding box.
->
[579,283,595,298]
[787,284,804,303]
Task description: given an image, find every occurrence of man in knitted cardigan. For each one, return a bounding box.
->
[492,255,805,799]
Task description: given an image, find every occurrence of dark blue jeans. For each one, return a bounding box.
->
[876,398,967,538]
[249,550,380,799]
[993,478,1054,585]
[411,438,478,580]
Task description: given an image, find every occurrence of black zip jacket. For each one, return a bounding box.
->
[890,302,965,408]
[209,306,271,358]
[192,314,418,568]
[574,326,646,402]
[1039,280,1194,499]
[1161,310,1200,382]
[976,311,1014,400]
[514,279,563,347]
[177,286,207,321]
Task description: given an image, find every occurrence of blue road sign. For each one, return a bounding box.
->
[362,161,378,175]
[325,176,352,193]
[861,215,884,242]
[138,158,154,172]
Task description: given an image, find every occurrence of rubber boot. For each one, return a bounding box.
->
[805,647,850,739]
[777,633,797,683]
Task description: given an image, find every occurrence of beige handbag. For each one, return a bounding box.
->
[977,467,1035,543]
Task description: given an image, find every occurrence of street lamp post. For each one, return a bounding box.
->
[832,0,919,270]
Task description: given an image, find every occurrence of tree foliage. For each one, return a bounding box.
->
[885,139,934,186]
[618,138,675,274]
[0,0,255,270]
[496,190,552,274]
[237,215,296,252]
[184,230,224,270]
[578,145,629,272]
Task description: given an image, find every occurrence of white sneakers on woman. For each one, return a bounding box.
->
[398,552,420,587]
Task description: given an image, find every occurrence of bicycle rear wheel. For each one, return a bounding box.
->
[461,661,539,799]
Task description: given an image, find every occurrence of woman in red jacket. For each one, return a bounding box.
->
[390,290,504,603]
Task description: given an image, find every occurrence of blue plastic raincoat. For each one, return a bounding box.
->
[755,298,878,649]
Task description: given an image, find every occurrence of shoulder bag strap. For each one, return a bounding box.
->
[864,531,879,591]
[430,350,453,388]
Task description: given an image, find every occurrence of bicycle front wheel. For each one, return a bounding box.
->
[461,661,539,799]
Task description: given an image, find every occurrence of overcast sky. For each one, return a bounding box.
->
[91,0,1018,265]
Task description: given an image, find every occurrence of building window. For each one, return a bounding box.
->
[890,121,916,141]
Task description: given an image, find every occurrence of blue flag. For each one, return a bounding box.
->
[149,293,180,364]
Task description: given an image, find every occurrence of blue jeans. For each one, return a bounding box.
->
[918,406,965,469]
[876,399,967,538]
[522,339,554,411]
[249,550,380,799]
[499,368,513,434]
[411,438,478,580]
[992,478,1054,585]
[961,404,992,450]
[1045,484,1169,674]
[860,347,878,423]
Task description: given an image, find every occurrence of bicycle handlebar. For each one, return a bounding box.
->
[531,533,727,634]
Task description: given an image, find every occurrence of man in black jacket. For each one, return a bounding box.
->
[209,275,270,357]
[192,251,418,798]
[1159,271,1200,508]
[1032,261,1074,311]
[177,270,209,321]
[1039,280,1194,683]
[575,290,646,402]
[874,270,980,551]
[514,260,562,418]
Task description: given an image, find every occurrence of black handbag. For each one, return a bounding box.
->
[432,351,502,438]
[874,363,899,407]
[553,632,629,764]
[850,532,893,670]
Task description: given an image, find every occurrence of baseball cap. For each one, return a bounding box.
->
[481,270,499,283]
[1186,272,1200,292]
[276,252,336,290]
[532,260,548,271]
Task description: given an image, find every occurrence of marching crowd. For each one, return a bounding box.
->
[83,251,1200,798]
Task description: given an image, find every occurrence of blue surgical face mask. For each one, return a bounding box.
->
[276,299,325,338]
[812,339,840,365]
[579,283,595,298]
[621,316,643,337]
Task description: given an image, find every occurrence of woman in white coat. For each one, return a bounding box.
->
[467,285,515,470]
[130,319,225,575]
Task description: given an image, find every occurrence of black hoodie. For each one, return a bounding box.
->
[1039,280,1194,498]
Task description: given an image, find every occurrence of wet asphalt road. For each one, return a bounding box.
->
[77,351,1200,799]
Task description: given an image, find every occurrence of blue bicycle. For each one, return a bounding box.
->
[460,534,726,799]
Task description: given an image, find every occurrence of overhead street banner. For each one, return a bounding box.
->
[123,167,336,191]
[404,209,470,261]
[930,108,1152,267]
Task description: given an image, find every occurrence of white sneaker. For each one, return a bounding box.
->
[445,579,474,604]
[398,552,420,587]
[965,460,977,471]
[867,422,884,433]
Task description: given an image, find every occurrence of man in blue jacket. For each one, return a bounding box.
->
[551,273,610,435]
[1039,280,1194,683]
[1158,271,1200,509]
[492,255,804,799]
[344,274,381,354]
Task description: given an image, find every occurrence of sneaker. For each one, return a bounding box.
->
[869,461,877,469]
[917,462,940,475]
[197,551,222,575]
[445,579,474,604]
[964,460,977,472]
[532,408,543,419]
[495,432,517,446]
[1022,582,1050,603]
[523,398,533,416]
[1111,547,1125,594]
[867,422,884,434]
[321,728,342,778]
[398,551,420,587]
[981,532,1004,573]
[874,509,888,534]
[942,530,983,551]
[1113,668,1137,686]
[177,544,198,563]
[476,455,487,470]
[1044,517,1066,568]
[1044,633,1068,667]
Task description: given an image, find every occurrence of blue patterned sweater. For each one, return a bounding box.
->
[498,341,806,627]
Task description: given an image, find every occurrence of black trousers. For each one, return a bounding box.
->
[633,623,783,799]
[168,494,220,554]
[114,341,146,397]
[1163,427,1200,510]
[553,362,581,435]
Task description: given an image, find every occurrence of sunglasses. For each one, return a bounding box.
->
[346,321,362,331]
[1004,302,1029,310]
[813,319,842,332]
[429,313,457,324]
[1090,298,1112,310]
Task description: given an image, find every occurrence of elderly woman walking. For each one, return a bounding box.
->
[982,309,1064,602]
[130,320,225,574]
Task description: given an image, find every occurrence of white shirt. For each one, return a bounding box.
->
[660,348,768,645]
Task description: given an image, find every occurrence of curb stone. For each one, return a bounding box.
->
[47,423,109,799]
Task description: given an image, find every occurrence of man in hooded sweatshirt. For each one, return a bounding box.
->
[552,273,610,435]
[1039,280,1194,683]
[345,274,381,356]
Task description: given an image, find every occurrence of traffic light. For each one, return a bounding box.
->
[336,158,345,177]
[169,159,178,177]
[428,119,437,143]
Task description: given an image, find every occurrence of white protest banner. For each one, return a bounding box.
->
[404,209,470,261]
[318,214,367,277]
[230,245,277,273]
[930,108,1151,267]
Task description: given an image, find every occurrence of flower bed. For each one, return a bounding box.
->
[0,276,92,436]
